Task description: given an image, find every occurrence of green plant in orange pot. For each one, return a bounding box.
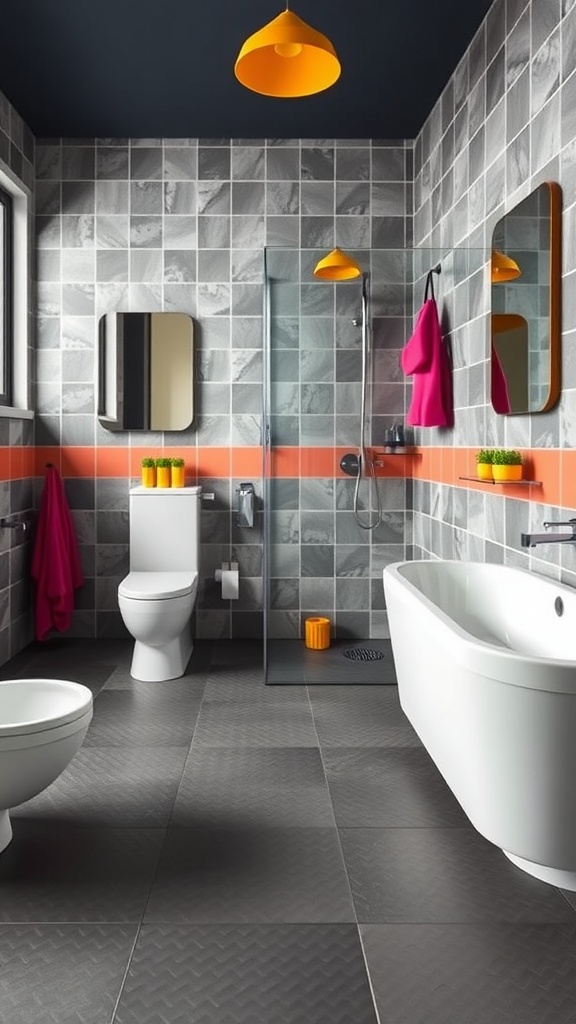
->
[155,457,172,488]
[475,449,494,481]
[170,457,185,488]
[492,448,523,481]
[141,457,156,488]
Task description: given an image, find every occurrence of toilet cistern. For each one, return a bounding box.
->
[118,486,202,682]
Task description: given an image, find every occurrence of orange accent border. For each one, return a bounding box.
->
[0,445,569,513]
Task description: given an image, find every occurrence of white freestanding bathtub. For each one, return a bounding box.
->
[383,559,576,890]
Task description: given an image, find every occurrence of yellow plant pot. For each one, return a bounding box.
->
[476,464,493,480]
[492,464,522,482]
[171,466,185,488]
[305,617,330,650]
[141,467,156,487]
[156,466,171,488]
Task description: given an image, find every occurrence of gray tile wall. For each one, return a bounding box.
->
[0,90,35,662]
[411,0,576,589]
[34,138,413,640]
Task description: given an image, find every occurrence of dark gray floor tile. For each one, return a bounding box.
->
[84,688,201,747]
[0,649,44,678]
[0,824,164,922]
[203,671,310,703]
[115,924,377,1024]
[3,657,116,695]
[171,747,335,827]
[192,696,318,747]
[309,685,421,747]
[361,922,576,1024]
[101,665,208,692]
[560,888,576,911]
[0,923,137,1024]
[203,666,268,693]
[323,747,468,827]
[7,637,133,671]
[210,639,263,670]
[144,826,355,923]
[340,828,576,923]
[12,746,188,827]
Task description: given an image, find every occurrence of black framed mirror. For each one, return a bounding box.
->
[490,181,561,415]
[98,312,194,431]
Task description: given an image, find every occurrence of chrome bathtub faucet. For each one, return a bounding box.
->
[521,518,576,547]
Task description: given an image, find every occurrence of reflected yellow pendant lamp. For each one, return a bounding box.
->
[234,5,341,98]
[313,247,362,281]
[491,249,522,282]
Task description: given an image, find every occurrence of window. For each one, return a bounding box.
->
[0,185,12,406]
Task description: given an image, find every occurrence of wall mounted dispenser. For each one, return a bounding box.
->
[235,482,255,528]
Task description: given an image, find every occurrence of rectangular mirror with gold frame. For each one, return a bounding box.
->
[98,312,194,431]
[490,181,561,415]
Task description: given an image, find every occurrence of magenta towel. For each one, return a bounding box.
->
[401,297,453,428]
[490,343,511,414]
[31,466,84,641]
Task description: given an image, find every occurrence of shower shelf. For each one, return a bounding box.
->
[372,448,419,456]
[458,476,542,486]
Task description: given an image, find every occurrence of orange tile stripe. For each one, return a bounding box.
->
[0,446,568,510]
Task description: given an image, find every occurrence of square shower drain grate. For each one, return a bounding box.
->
[342,648,385,662]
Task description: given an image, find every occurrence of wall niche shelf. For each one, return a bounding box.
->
[458,476,542,486]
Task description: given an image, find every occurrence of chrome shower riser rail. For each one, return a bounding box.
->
[354,271,382,531]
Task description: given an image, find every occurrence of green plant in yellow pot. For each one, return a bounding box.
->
[475,449,494,480]
[492,448,523,481]
[170,457,185,488]
[141,457,156,487]
[155,457,172,487]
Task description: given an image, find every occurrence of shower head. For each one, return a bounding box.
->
[313,247,362,280]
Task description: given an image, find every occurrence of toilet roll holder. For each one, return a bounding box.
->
[215,561,239,600]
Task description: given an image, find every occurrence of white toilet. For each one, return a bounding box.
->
[118,486,201,682]
[0,677,93,853]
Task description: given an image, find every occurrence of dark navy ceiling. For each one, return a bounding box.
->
[0,0,494,139]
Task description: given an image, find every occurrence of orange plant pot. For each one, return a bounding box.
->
[171,466,185,488]
[476,463,493,480]
[305,617,331,650]
[156,466,171,488]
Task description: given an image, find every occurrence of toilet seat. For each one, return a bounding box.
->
[119,571,197,601]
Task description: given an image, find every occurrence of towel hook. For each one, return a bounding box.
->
[424,264,441,301]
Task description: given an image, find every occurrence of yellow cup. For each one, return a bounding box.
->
[305,617,331,650]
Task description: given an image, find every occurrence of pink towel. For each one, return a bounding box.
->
[401,296,453,428]
[31,465,84,641]
[490,343,511,414]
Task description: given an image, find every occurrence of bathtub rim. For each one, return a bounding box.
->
[384,559,576,694]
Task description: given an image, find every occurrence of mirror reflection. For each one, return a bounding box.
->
[490,181,561,415]
[98,312,194,431]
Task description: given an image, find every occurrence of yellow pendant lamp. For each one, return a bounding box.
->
[491,249,522,282]
[234,6,341,98]
[313,247,362,281]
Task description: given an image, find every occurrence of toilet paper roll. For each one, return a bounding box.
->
[221,568,239,600]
